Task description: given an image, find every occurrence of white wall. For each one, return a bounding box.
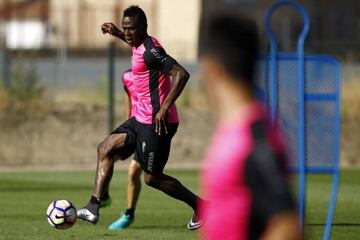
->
[156,0,201,62]
[5,20,47,49]
[49,0,201,61]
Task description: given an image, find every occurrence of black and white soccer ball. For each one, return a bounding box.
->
[46,200,77,229]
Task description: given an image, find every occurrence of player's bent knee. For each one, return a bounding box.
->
[97,142,105,157]
[97,141,111,161]
[144,174,160,189]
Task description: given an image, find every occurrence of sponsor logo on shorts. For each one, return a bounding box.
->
[147,152,154,172]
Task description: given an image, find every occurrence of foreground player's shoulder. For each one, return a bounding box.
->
[143,37,166,61]
[143,37,177,73]
[245,120,286,176]
[143,36,163,49]
[244,119,295,212]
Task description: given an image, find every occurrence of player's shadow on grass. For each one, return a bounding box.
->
[307,223,360,227]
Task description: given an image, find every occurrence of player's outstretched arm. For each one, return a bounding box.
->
[155,63,189,134]
[101,22,126,43]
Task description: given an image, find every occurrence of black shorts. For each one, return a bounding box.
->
[111,117,138,160]
[134,120,178,174]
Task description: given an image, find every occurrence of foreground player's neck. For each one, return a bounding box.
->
[214,77,255,122]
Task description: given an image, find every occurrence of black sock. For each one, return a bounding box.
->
[101,192,110,201]
[85,196,100,215]
[124,208,135,218]
[158,174,198,211]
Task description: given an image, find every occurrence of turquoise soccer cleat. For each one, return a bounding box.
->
[108,213,134,230]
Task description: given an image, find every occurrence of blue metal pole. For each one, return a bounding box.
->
[264,5,278,126]
[323,59,341,240]
[297,35,306,230]
[295,3,310,230]
[264,0,310,231]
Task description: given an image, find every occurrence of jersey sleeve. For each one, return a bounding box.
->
[143,46,177,74]
[244,138,296,223]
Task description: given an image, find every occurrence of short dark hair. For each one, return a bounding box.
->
[123,5,148,32]
[199,13,259,85]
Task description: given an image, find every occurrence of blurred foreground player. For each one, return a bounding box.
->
[198,13,301,240]
[78,5,203,230]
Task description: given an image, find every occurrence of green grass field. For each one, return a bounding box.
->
[0,169,359,240]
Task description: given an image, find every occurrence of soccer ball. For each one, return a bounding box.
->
[46,200,77,229]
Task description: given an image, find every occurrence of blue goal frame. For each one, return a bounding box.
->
[257,1,341,239]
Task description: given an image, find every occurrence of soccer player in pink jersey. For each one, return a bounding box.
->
[78,6,203,230]
[103,69,144,230]
[198,13,301,240]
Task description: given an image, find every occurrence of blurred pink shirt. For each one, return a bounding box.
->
[199,102,293,240]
